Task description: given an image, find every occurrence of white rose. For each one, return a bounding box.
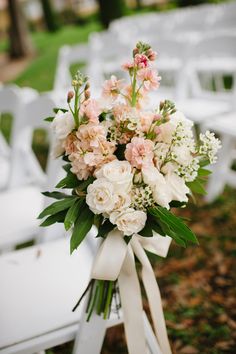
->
[171,145,193,166]
[52,111,75,140]
[110,208,147,236]
[51,138,65,158]
[113,192,131,211]
[95,160,133,192]
[142,166,172,209]
[86,178,117,214]
[165,172,189,202]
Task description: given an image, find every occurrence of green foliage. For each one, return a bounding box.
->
[38,196,76,219]
[97,219,114,238]
[42,191,70,199]
[56,170,81,189]
[70,204,94,253]
[64,199,83,231]
[40,210,67,226]
[148,206,198,247]
[13,23,101,92]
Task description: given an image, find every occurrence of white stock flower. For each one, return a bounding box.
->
[142,166,172,209]
[171,145,193,166]
[95,160,133,192]
[86,178,117,214]
[199,130,221,163]
[52,111,75,140]
[165,172,189,202]
[110,208,147,236]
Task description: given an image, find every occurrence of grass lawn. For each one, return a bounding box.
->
[12,22,101,92]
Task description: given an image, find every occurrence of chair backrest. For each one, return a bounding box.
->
[187,33,236,100]
[8,92,64,189]
[54,43,88,91]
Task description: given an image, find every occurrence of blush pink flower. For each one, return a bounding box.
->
[64,133,77,155]
[69,152,93,180]
[81,99,101,124]
[134,54,149,68]
[76,123,106,150]
[125,137,154,169]
[122,61,134,71]
[140,111,155,133]
[102,75,124,99]
[137,68,161,91]
[146,49,157,61]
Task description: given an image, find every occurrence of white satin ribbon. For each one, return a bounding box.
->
[91,229,172,354]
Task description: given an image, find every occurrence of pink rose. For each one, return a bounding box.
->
[125,137,154,169]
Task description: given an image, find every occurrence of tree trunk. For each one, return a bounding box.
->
[96,0,126,28]
[8,0,34,59]
[40,0,59,32]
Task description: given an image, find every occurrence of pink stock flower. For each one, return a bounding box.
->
[134,54,149,68]
[122,61,134,71]
[64,133,77,155]
[102,75,124,99]
[76,123,106,150]
[81,99,101,124]
[125,137,154,169]
[139,111,155,133]
[69,152,93,180]
[146,49,157,61]
[137,68,161,91]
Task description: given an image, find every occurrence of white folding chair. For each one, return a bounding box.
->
[176,33,236,126]
[0,85,38,190]
[203,112,236,202]
[0,225,163,354]
[53,43,88,92]
[0,93,64,253]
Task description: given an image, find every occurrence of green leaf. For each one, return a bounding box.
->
[75,176,95,191]
[40,210,67,226]
[198,168,212,177]
[139,222,153,237]
[169,200,187,208]
[199,159,210,167]
[62,163,72,172]
[186,179,207,195]
[42,191,69,200]
[53,108,68,114]
[70,205,94,254]
[64,199,83,231]
[149,206,198,246]
[56,171,80,189]
[97,219,114,238]
[44,116,54,122]
[38,197,76,219]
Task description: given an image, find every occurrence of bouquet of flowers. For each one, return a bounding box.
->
[39,41,221,354]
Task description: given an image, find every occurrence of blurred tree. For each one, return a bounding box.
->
[96,0,126,28]
[40,0,59,32]
[7,0,34,58]
[176,0,206,6]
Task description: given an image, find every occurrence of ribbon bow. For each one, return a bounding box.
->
[91,229,172,354]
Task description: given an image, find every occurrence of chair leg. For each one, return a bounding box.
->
[143,312,163,354]
[72,304,107,354]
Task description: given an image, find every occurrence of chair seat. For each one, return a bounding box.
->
[0,237,94,350]
[0,186,44,249]
[176,98,231,123]
[204,112,236,137]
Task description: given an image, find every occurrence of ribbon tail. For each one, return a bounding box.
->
[131,238,172,354]
[118,245,148,354]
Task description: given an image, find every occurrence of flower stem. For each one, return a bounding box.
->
[131,69,137,107]
[103,281,113,319]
